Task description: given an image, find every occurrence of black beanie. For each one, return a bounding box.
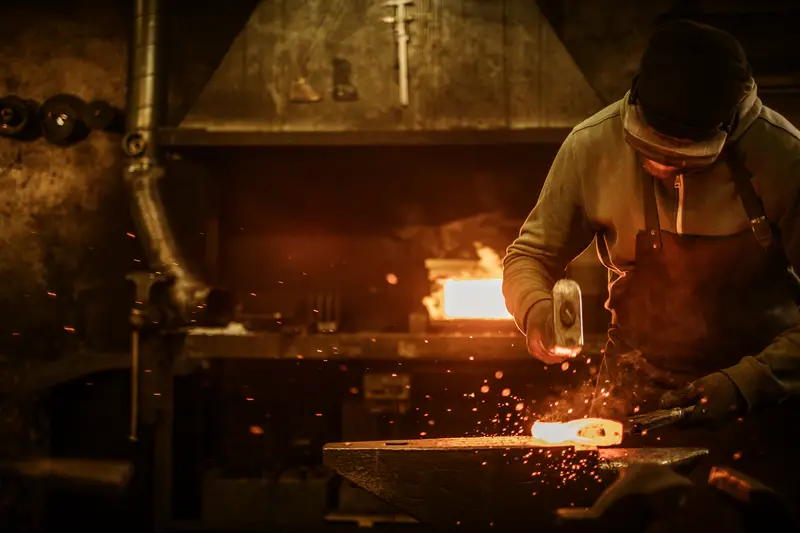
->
[637,20,752,140]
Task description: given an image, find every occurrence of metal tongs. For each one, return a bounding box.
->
[625,405,696,436]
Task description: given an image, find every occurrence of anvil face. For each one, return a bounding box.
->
[323,437,707,531]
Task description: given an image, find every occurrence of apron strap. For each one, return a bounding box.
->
[726,143,800,301]
[724,144,774,249]
[641,167,662,251]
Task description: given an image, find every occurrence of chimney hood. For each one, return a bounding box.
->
[162,0,603,146]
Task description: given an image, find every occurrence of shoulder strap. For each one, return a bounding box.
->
[724,144,774,249]
[641,169,662,251]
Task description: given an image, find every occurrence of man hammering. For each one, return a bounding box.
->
[503,20,800,496]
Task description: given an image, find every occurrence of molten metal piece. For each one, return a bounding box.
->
[532,418,624,447]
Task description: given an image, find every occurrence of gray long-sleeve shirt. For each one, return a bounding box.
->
[502,88,800,411]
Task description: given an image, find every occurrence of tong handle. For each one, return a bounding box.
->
[626,405,696,435]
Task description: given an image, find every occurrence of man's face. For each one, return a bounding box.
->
[623,96,731,181]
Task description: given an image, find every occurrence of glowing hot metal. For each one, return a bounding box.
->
[531,418,624,447]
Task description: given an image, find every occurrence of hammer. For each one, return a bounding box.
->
[552,279,584,356]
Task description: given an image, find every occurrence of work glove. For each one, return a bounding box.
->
[658,372,746,429]
[525,300,580,365]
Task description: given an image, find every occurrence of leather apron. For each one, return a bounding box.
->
[593,144,800,499]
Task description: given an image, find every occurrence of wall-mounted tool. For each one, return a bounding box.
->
[40,94,89,145]
[290,77,323,103]
[332,58,358,102]
[382,0,414,107]
[552,279,584,355]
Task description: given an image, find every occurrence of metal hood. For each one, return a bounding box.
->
[166,0,604,145]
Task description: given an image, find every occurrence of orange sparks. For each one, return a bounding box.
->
[386,273,399,285]
[249,425,264,435]
[501,388,511,397]
[480,385,490,393]
[531,418,623,447]
[515,403,524,412]
[495,371,504,379]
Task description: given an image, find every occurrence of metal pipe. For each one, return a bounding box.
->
[123,0,208,317]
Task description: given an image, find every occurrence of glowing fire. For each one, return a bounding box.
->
[423,243,512,321]
[531,418,623,447]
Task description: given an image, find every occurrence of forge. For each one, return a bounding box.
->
[323,436,708,531]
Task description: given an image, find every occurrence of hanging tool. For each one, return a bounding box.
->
[382,0,414,107]
[626,405,696,436]
[289,78,323,103]
[332,58,358,102]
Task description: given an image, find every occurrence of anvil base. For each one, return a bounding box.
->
[323,437,707,531]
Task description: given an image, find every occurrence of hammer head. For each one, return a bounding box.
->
[552,279,584,353]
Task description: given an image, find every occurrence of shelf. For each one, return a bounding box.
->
[159,127,572,147]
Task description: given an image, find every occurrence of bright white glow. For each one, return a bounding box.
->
[531,418,623,447]
[442,278,512,320]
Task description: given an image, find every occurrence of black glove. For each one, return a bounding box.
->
[659,372,746,429]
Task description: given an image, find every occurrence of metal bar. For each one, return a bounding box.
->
[125,0,208,318]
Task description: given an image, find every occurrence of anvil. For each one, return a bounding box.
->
[323,437,707,531]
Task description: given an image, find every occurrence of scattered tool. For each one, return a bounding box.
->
[382,0,414,107]
[626,405,696,436]
[552,279,584,355]
[332,58,358,102]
